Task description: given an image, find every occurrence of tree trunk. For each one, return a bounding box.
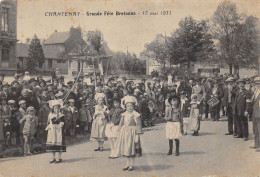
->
[229,64,233,75]
[234,65,239,75]
[81,61,84,76]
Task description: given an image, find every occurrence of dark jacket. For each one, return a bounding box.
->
[234,88,251,116]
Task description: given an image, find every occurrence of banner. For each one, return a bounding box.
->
[99,62,104,76]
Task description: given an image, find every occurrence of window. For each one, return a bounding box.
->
[57,60,61,63]
[2,48,9,61]
[1,8,9,32]
[48,59,52,68]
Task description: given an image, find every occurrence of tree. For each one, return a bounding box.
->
[211,0,243,74]
[27,34,45,71]
[87,30,104,54]
[168,16,215,69]
[141,34,169,71]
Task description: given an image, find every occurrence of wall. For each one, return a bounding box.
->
[0,0,17,75]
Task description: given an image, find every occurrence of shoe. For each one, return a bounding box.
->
[184,132,187,135]
[225,132,233,135]
[123,166,129,171]
[49,159,56,164]
[111,157,118,159]
[244,137,248,141]
[24,154,28,157]
[94,148,100,151]
[234,136,243,138]
[128,166,134,171]
[55,159,62,164]
[100,148,103,152]
[167,149,172,155]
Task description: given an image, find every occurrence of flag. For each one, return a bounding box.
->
[99,62,104,76]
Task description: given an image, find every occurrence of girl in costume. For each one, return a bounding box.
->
[46,100,66,164]
[115,96,143,171]
[165,95,183,156]
[105,98,124,159]
[189,94,201,136]
[90,93,108,151]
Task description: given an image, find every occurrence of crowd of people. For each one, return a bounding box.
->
[0,69,259,171]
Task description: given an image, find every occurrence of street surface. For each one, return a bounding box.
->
[0,119,259,177]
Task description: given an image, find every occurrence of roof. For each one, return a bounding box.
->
[17,43,64,59]
[44,31,70,45]
[99,42,113,55]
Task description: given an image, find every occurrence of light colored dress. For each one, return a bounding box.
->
[46,112,66,152]
[189,102,200,131]
[114,111,142,157]
[90,105,108,141]
[165,108,182,140]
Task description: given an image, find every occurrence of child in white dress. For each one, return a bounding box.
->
[90,94,108,151]
[115,96,143,171]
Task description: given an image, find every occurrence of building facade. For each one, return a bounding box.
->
[0,0,17,75]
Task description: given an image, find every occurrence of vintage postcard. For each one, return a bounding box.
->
[0,0,259,177]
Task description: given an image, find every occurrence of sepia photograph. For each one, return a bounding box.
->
[0,0,259,176]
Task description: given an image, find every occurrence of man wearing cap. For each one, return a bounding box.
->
[17,100,27,145]
[250,77,260,151]
[0,83,10,100]
[8,100,20,146]
[234,79,251,140]
[67,99,79,137]
[204,78,212,119]
[223,77,237,135]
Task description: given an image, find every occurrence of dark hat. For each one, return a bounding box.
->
[168,95,179,104]
[107,77,115,83]
[67,81,73,85]
[1,82,10,88]
[29,78,37,84]
[57,76,64,80]
[112,98,121,104]
[237,78,245,84]
[11,81,19,87]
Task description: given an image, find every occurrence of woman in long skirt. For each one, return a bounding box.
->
[46,100,66,164]
[189,94,201,136]
[115,96,143,171]
[90,95,108,151]
[165,95,183,156]
[105,98,124,159]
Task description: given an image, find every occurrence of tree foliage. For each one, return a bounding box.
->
[141,34,169,70]
[168,16,215,68]
[210,0,258,74]
[27,34,45,71]
[110,52,146,75]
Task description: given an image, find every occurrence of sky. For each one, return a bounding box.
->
[17,0,260,56]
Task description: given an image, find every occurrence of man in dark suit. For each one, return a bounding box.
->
[250,77,260,151]
[234,79,251,141]
[222,77,236,135]
[204,78,212,119]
